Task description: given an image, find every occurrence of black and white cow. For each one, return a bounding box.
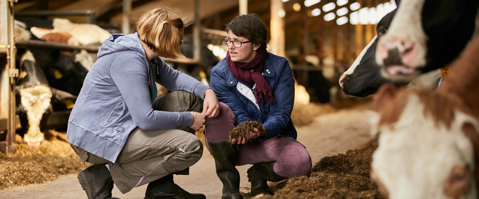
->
[376,0,478,82]
[339,9,397,97]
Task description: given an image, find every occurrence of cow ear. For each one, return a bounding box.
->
[373,84,397,111]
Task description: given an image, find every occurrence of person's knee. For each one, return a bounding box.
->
[206,102,234,124]
[183,135,203,164]
[277,148,311,177]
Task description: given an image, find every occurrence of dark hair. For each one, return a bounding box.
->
[226,14,267,50]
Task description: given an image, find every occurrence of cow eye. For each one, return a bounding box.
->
[377,27,387,36]
[443,165,471,198]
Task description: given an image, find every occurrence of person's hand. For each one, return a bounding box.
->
[230,127,266,144]
[202,89,220,118]
[190,112,206,131]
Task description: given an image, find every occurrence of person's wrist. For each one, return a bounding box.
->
[204,88,214,97]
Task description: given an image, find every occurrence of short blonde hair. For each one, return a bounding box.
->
[137,8,184,59]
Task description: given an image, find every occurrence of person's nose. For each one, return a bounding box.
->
[227,43,235,50]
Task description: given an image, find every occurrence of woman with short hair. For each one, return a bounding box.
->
[205,14,312,199]
[67,8,219,199]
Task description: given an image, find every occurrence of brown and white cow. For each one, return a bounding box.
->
[370,29,479,199]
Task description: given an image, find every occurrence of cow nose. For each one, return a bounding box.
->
[339,74,346,88]
[377,37,417,66]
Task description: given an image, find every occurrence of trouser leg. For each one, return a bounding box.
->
[237,136,312,196]
[204,103,243,199]
[152,90,203,134]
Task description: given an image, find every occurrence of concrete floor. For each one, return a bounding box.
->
[0,108,374,199]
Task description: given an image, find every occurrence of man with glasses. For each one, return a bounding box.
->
[204,14,312,199]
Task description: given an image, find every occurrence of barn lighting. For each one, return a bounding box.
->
[312,8,321,16]
[293,3,302,12]
[336,7,348,16]
[384,1,397,13]
[336,16,348,25]
[323,2,336,12]
[304,0,321,7]
[337,0,348,6]
[350,2,360,11]
[368,7,377,24]
[278,9,286,18]
[359,7,369,25]
[282,0,289,2]
[350,11,359,25]
[324,12,336,21]
[376,3,385,21]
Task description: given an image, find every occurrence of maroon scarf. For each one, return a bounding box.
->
[226,49,275,104]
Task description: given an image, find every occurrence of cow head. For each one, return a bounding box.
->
[376,0,477,82]
[339,9,396,97]
[17,51,53,146]
[371,84,479,199]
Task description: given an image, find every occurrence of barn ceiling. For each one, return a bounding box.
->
[14,0,240,25]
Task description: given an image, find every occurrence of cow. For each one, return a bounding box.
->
[369,33,479,199]
[15,50,77,146]
[11,19,101,145]
[339,9,442,97]
[376,0,478,82]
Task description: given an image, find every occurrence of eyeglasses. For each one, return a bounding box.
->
[223,38,250,48]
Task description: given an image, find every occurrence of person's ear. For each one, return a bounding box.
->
[253,43,261,51]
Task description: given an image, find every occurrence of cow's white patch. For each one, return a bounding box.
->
[372,94,479,199]
[375,0,428,68]
[20,85,52,146]
[343,36,378,76]
[74,50,95,71]
[21,50,36,63]
[14,20,31,40]
[236,83,260,111]
[53,18,111,46]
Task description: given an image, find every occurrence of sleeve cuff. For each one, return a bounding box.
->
[180,112,194,127]
[193,83,210,100]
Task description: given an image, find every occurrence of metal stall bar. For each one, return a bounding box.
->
[16,10,96,24]
[0,0,18,153]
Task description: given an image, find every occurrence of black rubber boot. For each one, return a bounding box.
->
[208,142,243,199]
[77,164,114,199]
[144,174,206,199]
[247,162,286,196]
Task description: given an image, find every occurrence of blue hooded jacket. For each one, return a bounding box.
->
[67,33,208,163]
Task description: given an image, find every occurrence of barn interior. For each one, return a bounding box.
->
[0,0,395,198]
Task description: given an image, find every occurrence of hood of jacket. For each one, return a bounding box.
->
[97,33,146,59]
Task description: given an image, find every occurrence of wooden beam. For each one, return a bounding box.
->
[239,0,247,15]
[122,0,131,34]
[270,0,285,57]
[96,0,151,23]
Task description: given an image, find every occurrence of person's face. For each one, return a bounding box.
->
[226,30,260,63]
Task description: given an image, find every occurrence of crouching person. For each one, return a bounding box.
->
[67,8,220,199]
[205,14,312,199]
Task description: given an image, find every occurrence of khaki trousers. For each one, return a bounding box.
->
[72,91,204,193]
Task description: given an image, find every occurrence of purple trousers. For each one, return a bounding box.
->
[204,103,312,178]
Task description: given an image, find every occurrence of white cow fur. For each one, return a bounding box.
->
[372,94,479,199]
[52,18,111,46]
[375,0,428,74]
[20,51,52,146]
